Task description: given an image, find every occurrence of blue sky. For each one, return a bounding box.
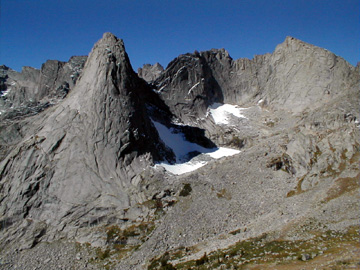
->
[0,0,359,72]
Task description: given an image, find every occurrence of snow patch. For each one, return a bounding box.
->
[206,147,240,159]
[152,120,209,162]
[188,82,200,94]
[1,88,11,97]
[155,161,207,175]
[152,120,240,175]
[157,85,166,93]
[174,66,186,79]
[209,103,247,125]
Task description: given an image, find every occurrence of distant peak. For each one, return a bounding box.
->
[102,32,118,40]
[96,32,124,48]
[153,62,163,68]
[0,65,10,70]
[283,36,317,48]
[273,36,320,55]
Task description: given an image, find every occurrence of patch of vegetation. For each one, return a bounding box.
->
[95,247,111,260]
[142,199,159,209]
[349,145,360,164]
[216,188,232,200]
[161,226,359,269]
[195,253,209,265]
[321,145,358,178]
[148,252,176,270]
[336,259,352,266]
[323,173,360,202]
[179,183,192,197]
[286,175,306,197]
[106,225,122,243]
[87,221,155,269]
[142,198,174,219]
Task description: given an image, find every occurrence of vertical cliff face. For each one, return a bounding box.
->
[0,33,173,247]
[154,50,228,124]
[154,37,359,126]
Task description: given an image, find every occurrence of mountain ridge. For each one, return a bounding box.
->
[0,32,359,270]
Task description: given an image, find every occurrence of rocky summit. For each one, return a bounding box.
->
[0,32,359,270]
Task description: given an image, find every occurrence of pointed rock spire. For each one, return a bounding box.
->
[0,33,172,246]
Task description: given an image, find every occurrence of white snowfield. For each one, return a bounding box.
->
[208,103,247,125]
[157,161,207,175]
[206,147,240,159]
[152,120,209,163]
[152,119,240,175]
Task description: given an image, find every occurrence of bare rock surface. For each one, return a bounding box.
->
[138,63,164,83]
[0,33,359,270]
[0,33,173,250]
[0,56,87,123]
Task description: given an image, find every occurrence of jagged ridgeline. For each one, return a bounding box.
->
[0,33,359,269]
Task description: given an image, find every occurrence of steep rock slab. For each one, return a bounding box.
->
[0,33,171,248]
[258,37,359,113]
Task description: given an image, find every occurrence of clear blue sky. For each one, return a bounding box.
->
[0,0,359,72]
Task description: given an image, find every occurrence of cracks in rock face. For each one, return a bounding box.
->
[49,134,66,154]
[0,33,359,267]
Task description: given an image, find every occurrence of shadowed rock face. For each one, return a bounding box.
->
[154,50,227,124]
